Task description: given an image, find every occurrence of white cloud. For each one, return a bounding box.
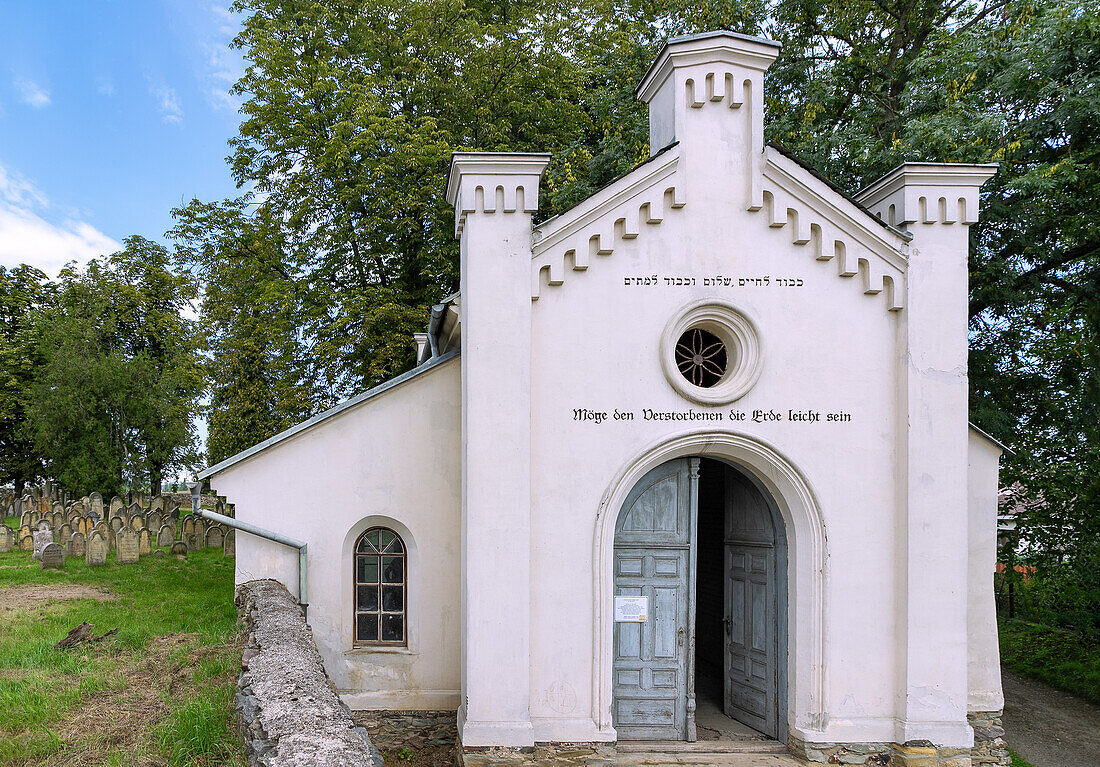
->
[0,163,120,277]
[200,4,245,111]
[14,77,50,107]
[148,78,183,124]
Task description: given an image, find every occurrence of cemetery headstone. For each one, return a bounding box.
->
[89,492,103,518]
[85,532,107,566]
[109,496,125,516]
[19,534,33,552]
[149,495,164,512]
[129,514,146,531]
[185,531,202,553]
[19,511,32,528]
[58,523,72,542]
[170,541,188,557]
[205,525,224,549]
[147,511,163,532]
[223,528,235,557]
[138,528,152,556]
[32,523,53,560]
[69,531,86,558]
[156,524,175,547]
[40,542,64,569]
[0,525,14,553]
[128,502,143,517]
[116,526,139,563]
[109,515,124,532]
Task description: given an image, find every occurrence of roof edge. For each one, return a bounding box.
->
[198,349,461,480]
[969,422,1014,456]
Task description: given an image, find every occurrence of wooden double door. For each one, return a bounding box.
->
[612,458,784,741]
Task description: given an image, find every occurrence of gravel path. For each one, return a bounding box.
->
[1001,667,1100,767]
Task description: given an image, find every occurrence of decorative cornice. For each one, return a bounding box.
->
[446,152,551,237]
[635,31,781,103]
[758,148,909,312]
[855,162,998,226]
[530,151,685,300]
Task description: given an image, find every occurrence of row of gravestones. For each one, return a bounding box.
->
[3,488,233,524]
[0,510,235,568]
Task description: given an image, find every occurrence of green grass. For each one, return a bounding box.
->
[999,617,1100,704]
[0,545,245,766]
[1009,749,1037,767]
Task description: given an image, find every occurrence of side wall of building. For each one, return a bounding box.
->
[967,430,1004,712]
[209,356,462,710]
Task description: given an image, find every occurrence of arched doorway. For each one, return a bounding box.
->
[611,456,787,742]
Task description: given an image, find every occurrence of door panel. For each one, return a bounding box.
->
[723,469,779,740]
[613,459,697,741]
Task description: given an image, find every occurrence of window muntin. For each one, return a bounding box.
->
[354,527,406,645]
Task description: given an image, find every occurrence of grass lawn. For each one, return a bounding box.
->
[0,532,245,767]
[999,617,1100,705]
[1009,750,1036,767]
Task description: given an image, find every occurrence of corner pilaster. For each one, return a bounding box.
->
[446,152,550,749]
[857,163,997,748]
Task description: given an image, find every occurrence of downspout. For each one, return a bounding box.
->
[427,302,445,358]
[190,483,309,619]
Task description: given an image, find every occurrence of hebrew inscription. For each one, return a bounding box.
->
[623,274,806,288]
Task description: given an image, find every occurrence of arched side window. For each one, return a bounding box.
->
[354,527,406,645]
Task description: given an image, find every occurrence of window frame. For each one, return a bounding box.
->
[353,526,408,647]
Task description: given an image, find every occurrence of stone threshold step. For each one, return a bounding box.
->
[616,741,788,754]
[610,755,803,766]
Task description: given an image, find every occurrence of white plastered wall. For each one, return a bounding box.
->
[208,356,462,710]
[967,430,1005,712]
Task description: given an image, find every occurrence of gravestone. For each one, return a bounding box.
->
[152,548,166,557]
[150,495,165,512]
[51,501,64,515]
[156,524,174,547]
[85,532,107,566]
[223,528,235,557]
[168,508,181,521]
[19,534,33,552]
[138,528,152,556]
[109,496,125,516]
[70,500,85,516]
[147,511,163,532]
[58,523,72,542]
[69,531,86,558]
[32,523,53,560]
[109,515,124,532]
[0,525,14,553]
[17,523,31,542]
[170,541,188,557]
[116,526,139,563]
[38,496,50,514]
[185,531,202,553]
[40,542,64,569]
[128,502,143,517]
[129,514,146,531]
[94,521,108,539]
[19,511,32,528]
[205,525,224,549]
[89,492,103,518]
[28,510,40,525]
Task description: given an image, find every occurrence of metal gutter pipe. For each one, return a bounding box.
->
[190,484,309,618]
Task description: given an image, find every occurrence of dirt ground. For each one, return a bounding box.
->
[1002,667,1100,767]
[0,584,117,614]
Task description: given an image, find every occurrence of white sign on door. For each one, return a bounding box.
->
[614,596,649,622]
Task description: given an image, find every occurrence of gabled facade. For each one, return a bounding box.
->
[200,31,1005,764]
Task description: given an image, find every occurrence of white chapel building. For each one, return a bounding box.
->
[200,31,1007,762]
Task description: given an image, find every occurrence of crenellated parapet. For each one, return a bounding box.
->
[854,163,998,230]
[754,147,911,312]
[530,150,685,300]
[446,152,550,238]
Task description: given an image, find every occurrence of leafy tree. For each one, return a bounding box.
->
[0,265,51,495]
[25,238,204,496]
[170,199,318,464]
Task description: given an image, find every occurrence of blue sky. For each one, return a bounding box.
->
[0,0,246,276]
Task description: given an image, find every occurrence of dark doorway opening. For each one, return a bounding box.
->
[694,458,783,742]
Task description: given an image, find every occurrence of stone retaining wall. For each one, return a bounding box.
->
[235,579,383,767]
[352,710,457,752]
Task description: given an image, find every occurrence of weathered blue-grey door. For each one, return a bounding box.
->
[723,469,780,739]
[613,458,699,741]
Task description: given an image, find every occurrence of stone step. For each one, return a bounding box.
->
[610,754,803,766]
[616,741,788,754]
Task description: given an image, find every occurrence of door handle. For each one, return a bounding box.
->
[678,627,685,647]
[724,617,732,636]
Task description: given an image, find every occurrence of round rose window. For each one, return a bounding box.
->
[675,328,727,388]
